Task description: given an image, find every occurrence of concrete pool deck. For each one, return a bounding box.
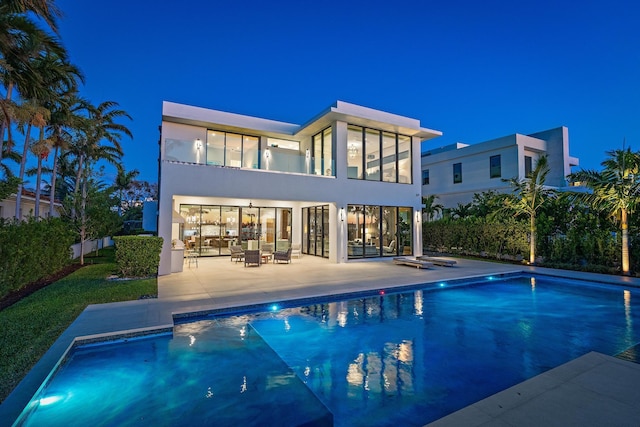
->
[3,255,640,425]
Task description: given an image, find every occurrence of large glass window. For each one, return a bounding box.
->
[365,129,381,181]
[178,204,290,256]
[348,126,411,184]
[243,136,259,169]
[204,130,260,169]
[398,207,413,255]
[382,132,396,183]
[348,205,412,258]
[381,207,398,257]
[397,135,412,184]
[206,132,225,166]
[312,127,333,176]
[226,133,242,167]
[302,205,329,258]
[490,155,501,178]
[347,125,363,179]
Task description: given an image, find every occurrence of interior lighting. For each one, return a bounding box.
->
[348,143,358,159]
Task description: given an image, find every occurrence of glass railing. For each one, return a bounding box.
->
[165,139,335,176]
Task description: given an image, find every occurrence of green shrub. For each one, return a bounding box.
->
[113,236,163,277]
[0,218,74,299]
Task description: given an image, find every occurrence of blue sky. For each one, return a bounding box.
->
[55,0,640,183]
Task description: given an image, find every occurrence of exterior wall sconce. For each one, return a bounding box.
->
[340,207,345,222]
[265,147,271,160]
[305,148,310,160]
[416,211,421,223]
[195,138,202,150]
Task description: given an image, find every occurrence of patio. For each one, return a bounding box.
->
[3,255,640,426]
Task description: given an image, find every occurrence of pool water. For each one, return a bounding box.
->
[16,275,640,426]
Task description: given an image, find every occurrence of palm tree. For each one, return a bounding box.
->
[13,100,48,218]
[0,10,65,165]
[71,101,131,196]
[570,148,640,275]
[1,0,61,33]
[44,90,86,217]
[450,202,473,220]
[422,194,443,222]
[502,155,553,264]
[114,168,139,216]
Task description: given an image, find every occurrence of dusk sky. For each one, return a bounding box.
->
[55,0,639,184]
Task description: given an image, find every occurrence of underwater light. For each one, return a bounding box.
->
[487,276,495,281]
[439,283,446,287]
[270,304,279,312]
[39,395,63,406]
[379,290,385,295]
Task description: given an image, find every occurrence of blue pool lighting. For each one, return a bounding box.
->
[270,304,279,312]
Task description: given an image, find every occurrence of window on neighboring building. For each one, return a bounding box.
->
[422,169,430,185]
[453,163,462,183]
[490,155,501,178]
[524,156,532,177]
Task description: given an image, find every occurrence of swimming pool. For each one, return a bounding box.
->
[16,274,640,426]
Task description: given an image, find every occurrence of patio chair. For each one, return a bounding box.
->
[244,250,261,267]
[230,245,244,263]
[273,248,292,264]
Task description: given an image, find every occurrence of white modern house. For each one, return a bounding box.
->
[420,127,580,209]
[157,101,442,275]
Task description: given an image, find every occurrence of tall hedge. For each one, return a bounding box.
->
[113,236,163,277]
[0,218,75,299]
[423,217,529,258]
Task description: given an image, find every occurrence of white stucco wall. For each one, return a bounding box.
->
[157,104,435,275]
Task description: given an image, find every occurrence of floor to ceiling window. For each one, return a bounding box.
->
[347,125,412,184]
[347,205,413,259]
[302,205,329,258]
[179,204,291,256]
[313,127,334,176]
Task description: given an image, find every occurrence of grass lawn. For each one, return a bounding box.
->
[0,247,157,403]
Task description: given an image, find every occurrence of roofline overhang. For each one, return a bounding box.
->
[162,100,442,142]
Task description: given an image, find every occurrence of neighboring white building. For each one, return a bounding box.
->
[0,189,62,220]
[157,101,442,275]
[420,127,580,209]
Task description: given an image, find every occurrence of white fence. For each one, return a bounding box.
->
[70,237,114,259]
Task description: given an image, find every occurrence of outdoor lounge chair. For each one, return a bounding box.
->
[244,250,261,267]
[393,257,433,269]
[273,248,292,264]
[230,245,244,262]
[416,255,457,267]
